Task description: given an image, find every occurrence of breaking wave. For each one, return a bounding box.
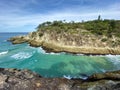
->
[37,47,46,54]
[106,55,120,66]
[0,51,8,56]
[11,52,33,60]
[37,47,60,55]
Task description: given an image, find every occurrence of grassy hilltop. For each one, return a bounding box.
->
[37,17,120,38]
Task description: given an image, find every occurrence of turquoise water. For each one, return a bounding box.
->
[0,33,120,79]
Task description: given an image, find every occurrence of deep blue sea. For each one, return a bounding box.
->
[0,32,120,79]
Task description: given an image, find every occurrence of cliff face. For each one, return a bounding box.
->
[1,68,120,90]
[28,30,120,47]
[9,29,120,55]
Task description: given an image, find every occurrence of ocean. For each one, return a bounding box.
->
[0,32,120,79]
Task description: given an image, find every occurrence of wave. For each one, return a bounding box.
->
[11,52,33,60]
[45,52,60,55]
[37,47,60,55]
[63,75,72,79]
[106,54,120,57]
[106,54,120,66]
[63,75,88,80]
[0,51,8,56]
[37,47,46,54]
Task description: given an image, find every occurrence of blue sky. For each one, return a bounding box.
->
[0,0,120,32]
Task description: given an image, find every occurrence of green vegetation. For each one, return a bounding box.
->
[36,17,120,37]
[101,38,107,42]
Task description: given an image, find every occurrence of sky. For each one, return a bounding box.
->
[0,0,120,32]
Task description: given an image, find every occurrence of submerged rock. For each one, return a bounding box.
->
[0,68,120,90]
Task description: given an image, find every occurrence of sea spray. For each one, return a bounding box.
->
[0,51,8,56]
[11,52,34,60]
[37,47,60,55]
[106,55,120,68]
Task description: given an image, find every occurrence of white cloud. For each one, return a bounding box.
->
[0,1,120,32]
[0,10,119,28]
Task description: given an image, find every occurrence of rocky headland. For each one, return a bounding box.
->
[9,32,120,55]
[0,68,120,90]
[9,20,120,55]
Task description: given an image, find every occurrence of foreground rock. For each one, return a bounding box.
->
[1,68,120,90]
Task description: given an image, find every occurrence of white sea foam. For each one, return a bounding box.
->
[0,51,8,56]
[47,52,60,55]
[63,75,88,80]
[37,47,46,54]
[37,47,60,55]
[63,75,72,79]
[106,54,120,57]
[106,55,120,65]
[11,52,33,60]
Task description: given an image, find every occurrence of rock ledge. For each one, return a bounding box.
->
[1,68,120,90]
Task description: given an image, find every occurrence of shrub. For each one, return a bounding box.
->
[101,38,107,42]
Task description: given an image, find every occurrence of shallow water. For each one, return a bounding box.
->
[0,32,120,79]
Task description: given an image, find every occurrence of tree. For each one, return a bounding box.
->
[46,21,52,26]
[52,21,63,26]
[110,20,116,30]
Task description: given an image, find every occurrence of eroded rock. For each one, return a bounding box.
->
[1,68,120,90]
[9,31,120,55]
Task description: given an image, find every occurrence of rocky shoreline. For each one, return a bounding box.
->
[0,68,120,90]
[9,35,120,55]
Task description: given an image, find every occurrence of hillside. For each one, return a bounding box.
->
[9,19,120,55]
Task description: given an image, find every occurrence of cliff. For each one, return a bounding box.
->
[9,20,120,55]
[1,68,120,90]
